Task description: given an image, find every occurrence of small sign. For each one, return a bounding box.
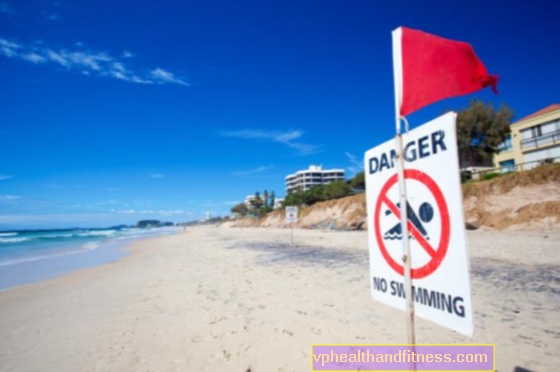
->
[285,206,298,223]
[364,112,473,336]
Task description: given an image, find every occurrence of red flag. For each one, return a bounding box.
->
[395,27,498,117]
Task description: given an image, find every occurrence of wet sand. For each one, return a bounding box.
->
[0,226,558,371]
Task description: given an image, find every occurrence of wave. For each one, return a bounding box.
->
[40,233,75,239]
[76,230,116,237]
[0,232,17,237]
[0,241,101,267]
[0,237,30,243]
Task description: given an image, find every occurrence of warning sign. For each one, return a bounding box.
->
[364,112,473,336]
[375,169,450,279]
[285,206,298,223]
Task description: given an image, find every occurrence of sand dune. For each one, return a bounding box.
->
[0,227,558,371]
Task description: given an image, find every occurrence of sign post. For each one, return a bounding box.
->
[285,206,298,246]
[363,26,493,352]
[364,112,474,337]
[392,26,416,346]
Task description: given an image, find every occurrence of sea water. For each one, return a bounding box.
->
[0,226,179,290]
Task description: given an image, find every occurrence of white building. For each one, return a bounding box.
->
[285,165,345,193]
[273,198,284,209]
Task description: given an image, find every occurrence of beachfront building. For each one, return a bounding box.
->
[244,195,256,209]
[273,198,284,209]
[285,165,345,194]
[494,104,560,173]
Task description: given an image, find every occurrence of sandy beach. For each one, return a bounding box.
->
[0,226,559,371]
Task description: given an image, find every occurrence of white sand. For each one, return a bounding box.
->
[1,226,559,371]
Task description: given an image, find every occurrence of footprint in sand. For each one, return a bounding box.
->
[311,327,322,335]
[274,328,294,336]
[209,316,227,325]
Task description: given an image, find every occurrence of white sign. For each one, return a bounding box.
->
[364,112,473,336]
[285,206,298,223]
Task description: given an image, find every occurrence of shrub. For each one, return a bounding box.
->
[350,171,365,189]
[481,172,501,181]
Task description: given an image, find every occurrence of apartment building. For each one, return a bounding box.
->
[494,104,560,172]
[285,165,345,193]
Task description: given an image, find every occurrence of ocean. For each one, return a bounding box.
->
[0,226,179,290]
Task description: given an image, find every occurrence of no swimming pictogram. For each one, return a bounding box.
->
[374,169,450,279]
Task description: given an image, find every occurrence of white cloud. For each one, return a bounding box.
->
[222,201,240,205]
[150,68,189,86]
[0,195,22,201]
[0,174,15,180]
[21,52,46,64]
[222,129,321,155]
[0,38,188,86]
[0,39,20,57]
[345,152,363,176]
[232,164,273,176]
[150,173,165,179]
[158,210,185,216]
[115,209,136,214]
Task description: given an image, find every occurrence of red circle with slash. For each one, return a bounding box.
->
[374,169,450,279]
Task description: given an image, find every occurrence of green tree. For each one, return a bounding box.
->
[457,99,514,168]
[251,191,263,209]
[269,190,276,208]
[305,185,325,204]
[256,205,273,217]
[282,182,352,208]
[282,190,304,207]
[231,203,249,216]
[350,171,365,189]
[323,181,352,199]
[263,190,269,208]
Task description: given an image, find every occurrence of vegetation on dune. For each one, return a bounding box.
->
[462,163,560,197]
[281,181,352,208]
[230,202,249,216]
[230,189,276,217]
[350,171,365,190]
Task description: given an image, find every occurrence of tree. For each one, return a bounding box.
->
[251,191,263,209]
[323,181,352,199]
[231,203,249,216]
[137,220,161,228]
[263,190,269,208]
[350,171,365,189]
[269,190,276,208]
[282,182,352,208]
[456,99,514,168]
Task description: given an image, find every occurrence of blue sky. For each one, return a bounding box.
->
[1,0,558,229]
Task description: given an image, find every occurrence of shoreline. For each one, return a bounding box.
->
[0,229,180,292]
[0,232,172,294]
[0,226,558,371]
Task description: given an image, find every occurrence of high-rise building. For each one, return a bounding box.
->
[285,165,345,193]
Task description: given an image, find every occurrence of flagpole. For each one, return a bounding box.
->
[392,27,416,350]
